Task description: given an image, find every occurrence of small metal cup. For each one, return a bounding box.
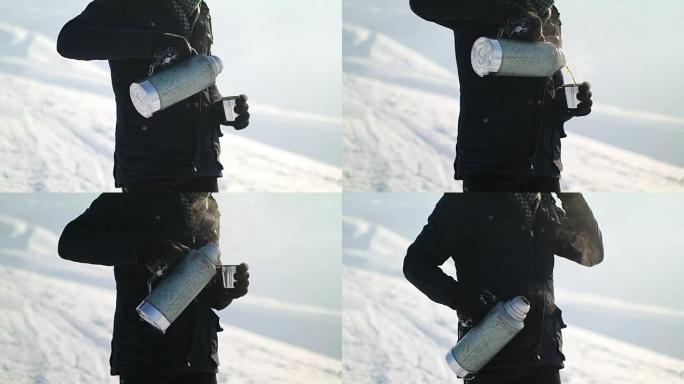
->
[220,265,238,289]
[221,96,239,123]
[562,84,579,109]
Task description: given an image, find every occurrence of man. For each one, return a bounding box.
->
[57,0,250,192]
[58,193,249,384]
[409,0,594,192]
[403,193,603,383]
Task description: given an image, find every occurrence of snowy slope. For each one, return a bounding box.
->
[342,216,684,383]
[0,267,340,384]
[0,24,340,192]
[342,24,684,192]
[0,216,341,384]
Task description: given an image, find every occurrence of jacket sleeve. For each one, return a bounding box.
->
[409,0,528,28]
[403,194,470,309]
[57,0,159,60]
[205,11,223,104]
[554,193,604,267]
[58,194,142,266]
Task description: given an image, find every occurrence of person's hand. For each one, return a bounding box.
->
[138,238,189,268]
[214,95,250,130]
[228,95,250,130]
[452,285,498,324]
[150,32,196,64]
[562,82,593,121]
[226,263,250,299]
[502,9,543,42]
[211,263,250,309]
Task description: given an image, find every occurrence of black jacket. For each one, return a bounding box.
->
[57,0,224,187]
[409,1,569,179]
[58,194,226,375]
[403,193,603,370]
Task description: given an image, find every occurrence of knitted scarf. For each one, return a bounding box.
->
[178,192,211,235]
[170,0,201,39]
[512,193,541,226]
[526,0,554,15]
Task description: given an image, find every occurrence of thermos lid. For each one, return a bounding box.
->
[504,296,531,322]
[446,347,472,378]
[471,37,503,77]
[137,300,171,333]
[206,55,224,76]
[130,80,160,118]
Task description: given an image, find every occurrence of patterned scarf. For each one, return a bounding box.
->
[170,0,201,39]
[526,0,554,15]
[178,192,211,234]
[513,193,541,226]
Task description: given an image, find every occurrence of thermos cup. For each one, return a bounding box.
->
[471,37,566,78]
[219,96,241,124]
[220,265,238,289]
[130,55,224,118]
[446,296,531,378]
[562,84,579,109]
[137,243,221,333]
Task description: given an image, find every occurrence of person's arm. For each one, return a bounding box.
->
[554,193,604,267]
[58,194,141,266]
[409,0,531,28]
[403,195,461,308]
[404,195,497,322]
[57,0,191,61]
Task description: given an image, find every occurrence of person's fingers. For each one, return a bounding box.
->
[233,280,249,290]
[574,102,592,117]
[236,263,249,273]
[231,288,248,298]
[236,95,249,106]
[234,103,249,115]
[576,99,593,111]
[233,113,250,130]
[234,271,249,281]
[578,82,591,93]
[577,90,592,102]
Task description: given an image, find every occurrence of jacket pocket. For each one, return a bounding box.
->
[118,114,159,167]
[553,308,567,361]
[208,309,222,366]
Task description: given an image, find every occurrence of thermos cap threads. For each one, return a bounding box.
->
[504,296,530,322]
[471,37,503,77]
[136,300,171,333]
[130,80,160,118]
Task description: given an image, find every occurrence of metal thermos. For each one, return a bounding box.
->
[471,37,566,77]
[137,243,221,333]
[130,55,224,118]
[446,296,530,378]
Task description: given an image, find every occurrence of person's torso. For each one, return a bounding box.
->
[110,194,221,374]
[111,0,223,187]
[450,23,566,179]
[453,195,566,368]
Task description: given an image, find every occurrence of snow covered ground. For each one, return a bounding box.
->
[342,22,684,192]
[0,211,341,384]
[342,216,684,384]
[0,5,341,192]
